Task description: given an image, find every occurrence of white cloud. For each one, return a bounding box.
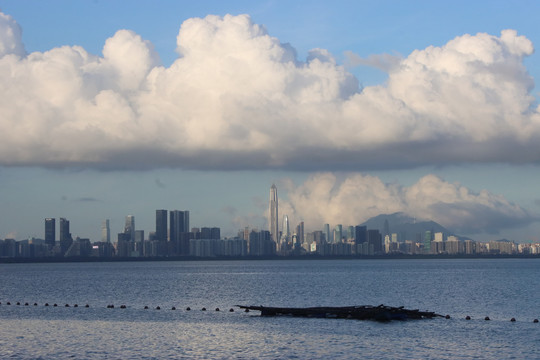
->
[0,12,538,170]
[0,11,24,57]
[279,173,537,236]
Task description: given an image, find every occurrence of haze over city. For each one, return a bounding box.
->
[1,0,540,244]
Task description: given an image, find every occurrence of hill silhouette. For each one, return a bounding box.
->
[360,212,464,241]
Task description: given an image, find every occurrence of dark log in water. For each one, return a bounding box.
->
[236,304,443,322]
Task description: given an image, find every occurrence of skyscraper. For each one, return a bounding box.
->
[101,219,110,243]
[334,224,343,243]
[170,210,189,243]
[296,221,304,245]
[59,218,72,255]
[45,218,55,248]
[59,218,71,243]
[281,215,289,243]
[124,215,135,242]
[324,223,331,244]
[269,184,279,244]
[155,210,168,242]
[354,225,367,245]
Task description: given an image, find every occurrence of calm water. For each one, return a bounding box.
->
[0,259,539,359]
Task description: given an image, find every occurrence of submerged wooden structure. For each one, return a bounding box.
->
[237,304,443,322]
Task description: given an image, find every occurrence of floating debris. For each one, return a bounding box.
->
[236,304,443,322]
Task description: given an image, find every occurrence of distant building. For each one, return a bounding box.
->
[423,231,432,254]
[354,225,367,245]
[249,230,275,256]
[170,210,189,243]
[269,184,279,244]
[324,224,331,244]
[347,226,355,241]
[296,222,304,245]
[59,218,73,255]
[124,215,135,242]
[367,229,382,254]
[44,218,55,248]
[155,210,168,243]
[281,215,290,244]
[333,225,343,243]
[101,219,110,243]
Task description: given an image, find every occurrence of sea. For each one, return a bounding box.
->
[0,258,539,359]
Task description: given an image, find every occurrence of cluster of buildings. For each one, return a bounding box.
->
[0,185,537,260]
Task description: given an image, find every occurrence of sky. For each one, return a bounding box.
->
[1,0,540,243]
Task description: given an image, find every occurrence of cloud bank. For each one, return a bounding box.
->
[0,12,539,170]
[279,173,537,236]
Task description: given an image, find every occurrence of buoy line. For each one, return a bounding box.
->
[0,301,538,322]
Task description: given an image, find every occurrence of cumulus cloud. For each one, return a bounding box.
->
[0,12,538,170]
[279,173,537,236]
[0,11,25,57]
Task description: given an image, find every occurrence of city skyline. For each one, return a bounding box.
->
[1,1,540,244]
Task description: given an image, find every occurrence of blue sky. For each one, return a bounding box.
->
[0,0,540,243]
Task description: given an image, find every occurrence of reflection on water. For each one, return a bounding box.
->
[1,259,540,359]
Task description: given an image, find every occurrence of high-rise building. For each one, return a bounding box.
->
[324,224,331,244]
[354,225,367,245]
[124,215,135,242]
[45,218,55,248]
[282,215,289,243]
[59,218,72,255]
[367,229,382,253]
[347,226,355,241]
[170,210,189,243]
[424,230,432,254]
[269,184,279,244]
[156,210,168,242]
[296,221,304,245]
[334,224,343,243]
[101,219,111,243]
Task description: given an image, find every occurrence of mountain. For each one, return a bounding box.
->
[360,212,463,241]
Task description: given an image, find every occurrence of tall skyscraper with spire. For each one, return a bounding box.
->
[282,214,289,243]
[269,184,279,244]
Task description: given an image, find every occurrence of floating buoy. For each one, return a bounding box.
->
[484,316,490,321]
[85,304,89,308]
[445,315,450,319]
[53,304,58,307]
[107,304,114,309]
[534,319,539,323]
[120,305,126,309]
[74,304,78,307]
[33,303,37,306]
[144,306,149,309]
[45,303,49,306]
[156,306,161,310]
[465,316,471,320]
[229,308,234,312]
[65,304,70,307]
[510,318,516,322]
[171,306,176,310]
[6,302,10,305]
[215,308,220,312]
[16,302,20,305]
[24,302,29,306]
[201,307,206,311]
[186,307,191,311]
